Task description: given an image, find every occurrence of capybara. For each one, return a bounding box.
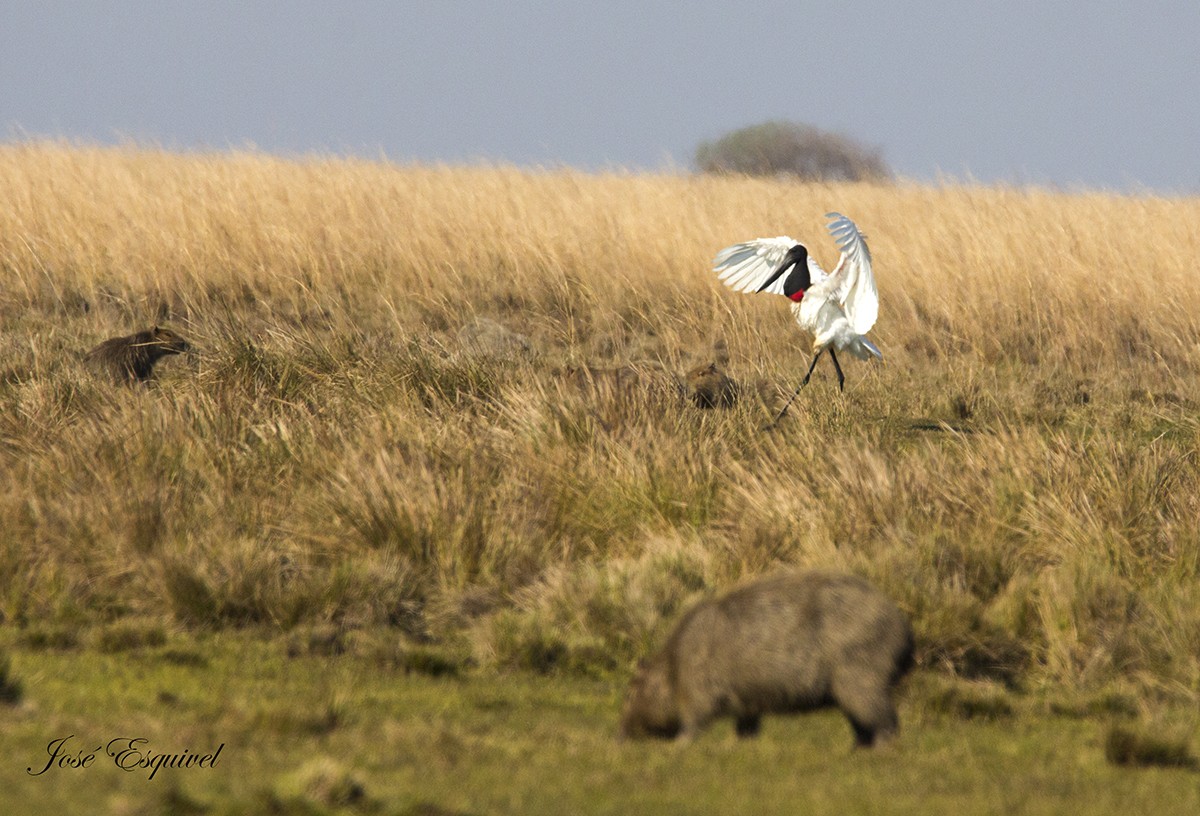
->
[620,571,913,747]
[85,325,191,383]
[685,362,738,409]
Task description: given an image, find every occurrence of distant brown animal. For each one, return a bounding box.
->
[685,362,738,409]
[620,571,913,747]
[85,325,192,383]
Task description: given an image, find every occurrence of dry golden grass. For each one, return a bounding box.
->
[1,141,1199,708]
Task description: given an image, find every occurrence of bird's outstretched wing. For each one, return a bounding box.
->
[713,236,826,297]
[824,213,878,334]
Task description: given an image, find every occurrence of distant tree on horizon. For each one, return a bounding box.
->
[695,121,892,183]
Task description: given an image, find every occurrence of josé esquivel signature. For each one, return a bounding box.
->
[28,735,224,780]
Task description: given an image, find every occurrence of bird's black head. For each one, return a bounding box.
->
[779,244,811,301]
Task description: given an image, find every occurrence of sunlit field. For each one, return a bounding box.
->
[1,142,1198,813]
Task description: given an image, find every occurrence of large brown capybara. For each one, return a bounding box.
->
[620,571,913,747]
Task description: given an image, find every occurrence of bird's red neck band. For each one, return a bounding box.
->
[788,291,805,302]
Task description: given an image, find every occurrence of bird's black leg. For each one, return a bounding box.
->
[764,349,824,429]
[829,348,845,393]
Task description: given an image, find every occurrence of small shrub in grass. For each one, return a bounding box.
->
[163,560,221,626]
[922,627,1031,686]
[0,652,22,705]
[488,611,621,677]
[163,546,347,630]
[398,646,469,679]
[477,544,714,676]
[924,679,1016,721]
[270,756,371,812]
[94,621,168,653]
[425,585,500,632]
[286,624,350,658]
[1104,725,1198,769]
[156,648,209,668]
[928,535,1018,604]
[1047,690,1139,720]
[18,625,80,651]
[915,596,1031,687]
[560,639,622,678]
[359,629,472,677]
[326,554,428,636]
[214,548,307,627]
[491,613,569,675]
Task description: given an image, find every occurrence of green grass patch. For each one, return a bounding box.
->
[2,633,1199,815]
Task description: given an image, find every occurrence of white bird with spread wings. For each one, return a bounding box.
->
[712,213,881,422]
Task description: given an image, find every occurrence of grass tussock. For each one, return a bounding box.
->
[1,142,1199,706]
[267,757,375,814]
[923,677,1017,721]
[93,619,168,653]
[0,651,22,705]
[1104,724,1198,770]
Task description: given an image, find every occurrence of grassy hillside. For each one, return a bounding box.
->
[1,142,1198,812]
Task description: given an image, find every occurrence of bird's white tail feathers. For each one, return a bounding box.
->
[810,311,883,361]
[846,335,883,361]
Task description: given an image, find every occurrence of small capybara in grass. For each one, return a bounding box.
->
[85,325,191,383]
[620,571,913,747]
[685,362,738,409]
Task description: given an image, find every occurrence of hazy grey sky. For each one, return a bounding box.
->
[3,1,1199,192]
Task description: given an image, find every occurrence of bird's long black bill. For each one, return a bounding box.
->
[755,244,809,294]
